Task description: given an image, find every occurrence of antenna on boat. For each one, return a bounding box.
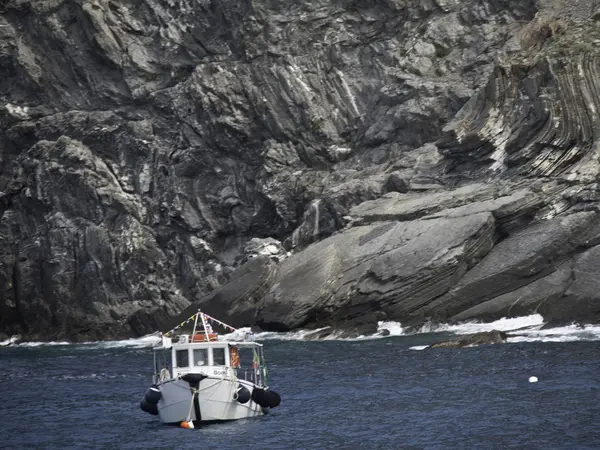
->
[199,311,211,341]
[191,310,200,336]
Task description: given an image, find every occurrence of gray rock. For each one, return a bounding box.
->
[160,256,278,332]
[416,212,600,321]
[429,330,508,349]
[2,0,600,340]
[350,183,543,233]
[286,198,345,250]
[450,262,573,323]
[544,245,600,324]
[451,242,600,326]
[303,324,378,340]
[240,237,288,264]
[437,53,600,181]
[257,211,496,330]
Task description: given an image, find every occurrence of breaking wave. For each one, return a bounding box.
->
[90,334,162,349]
[0,334,161,349]
[404,314,600,349]
[2,315,600,347]
[0,336,20,346]
[414,314,546,335]
[244,314,598,344]
[507,324,600,343]
[244,327,332,341]
[0,337,71,347]
[249,314,600,344]
[409,345,429,351]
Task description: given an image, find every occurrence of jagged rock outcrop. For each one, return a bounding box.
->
[239,237,288,264]
[437,55,600,179]
[249,189,600,331]
[451,241,600,326]
[428,330,508,348]
[416,211,600,320]
[2,0,600,340]
[256,207,497,330]
[302,324,382,340]
[162,255,278,332]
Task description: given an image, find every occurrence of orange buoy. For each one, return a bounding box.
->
[180,421,195,429]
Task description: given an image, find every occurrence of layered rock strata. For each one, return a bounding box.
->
[2,0,600,340]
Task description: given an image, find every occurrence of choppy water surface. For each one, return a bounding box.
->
[2,317,600,449]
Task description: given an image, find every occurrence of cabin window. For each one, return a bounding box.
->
[212,348,226,366]
[175,349,189,368]
[193,349,208,366]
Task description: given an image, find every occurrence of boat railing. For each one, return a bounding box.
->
[177,333,219,344]
[237,367,265,387]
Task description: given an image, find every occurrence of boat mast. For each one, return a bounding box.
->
[191,310,200,336]
[200,311,211,341]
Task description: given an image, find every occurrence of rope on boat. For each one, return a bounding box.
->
[182,374,230,428]
[164,310,239,337]
[201,313,238,333]
[185,388,197,423]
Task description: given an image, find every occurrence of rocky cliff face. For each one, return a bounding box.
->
[1,0,599,340]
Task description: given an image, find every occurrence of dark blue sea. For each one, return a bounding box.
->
[1,328,600,449]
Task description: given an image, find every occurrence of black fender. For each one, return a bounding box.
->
[181,373,207,387]
[234,384,251,404]
[251,388,281,408]
[144,386,161,405]
[140,399,158,415]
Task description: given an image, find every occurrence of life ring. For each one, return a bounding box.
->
[230,347,240,368]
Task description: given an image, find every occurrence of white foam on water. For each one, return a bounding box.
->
[91,334,161,349]
[219,327,256,342]
[252,322,405,342]
[417,314,545,335]
[507,323,600,343]
[225,326,376,342]
[1,336,71,347]
[252,327,331,341]
[230,321,404,342]
[409,345,429,351]
[377,321,405,337]
[0,334,161,349]
[3,315,599,347]
[54,373,128,380]
[17,340,71,347]
[321,332,373,342]
[0,336,20,346]
[406,315,600,345]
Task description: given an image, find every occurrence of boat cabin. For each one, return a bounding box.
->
[153,312,267,386]
[170,337,262,378]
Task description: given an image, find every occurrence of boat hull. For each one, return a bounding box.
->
[156,377,264,424]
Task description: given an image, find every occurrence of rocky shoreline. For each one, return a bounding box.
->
[1,0,600,341]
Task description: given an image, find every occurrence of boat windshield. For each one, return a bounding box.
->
[152,348,171,383]
[193,348,208,366]
[233,345,268,386]
[213,348,226,366]
[175,349,189,368]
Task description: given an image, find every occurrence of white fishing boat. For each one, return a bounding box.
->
[140,311,281,428]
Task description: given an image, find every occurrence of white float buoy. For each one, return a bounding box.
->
[529,376,538,383]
